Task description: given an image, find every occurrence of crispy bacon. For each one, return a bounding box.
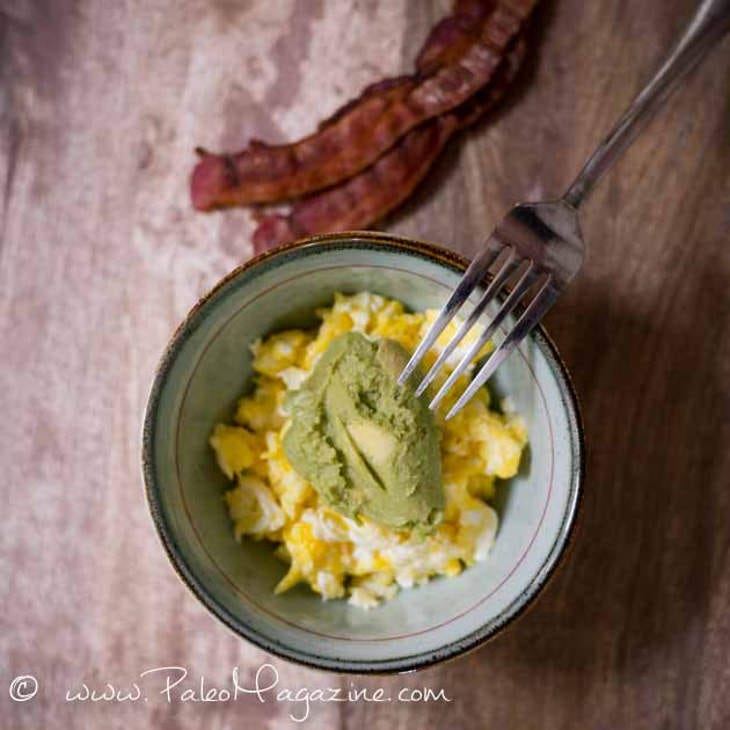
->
[251,38,526,253]
[251,119,457,252]
[191,0,536,211]
[415,0,496,73]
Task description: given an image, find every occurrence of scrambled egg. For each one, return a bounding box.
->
[210,292,527,608]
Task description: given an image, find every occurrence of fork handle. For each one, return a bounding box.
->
[563,0,730,209]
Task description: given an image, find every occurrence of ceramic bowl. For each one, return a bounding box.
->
[143,232,583,673]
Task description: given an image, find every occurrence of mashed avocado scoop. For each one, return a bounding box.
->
[283,332,443,530]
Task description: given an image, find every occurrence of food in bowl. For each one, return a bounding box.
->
[210,292,527,608]
[143,234,584,672]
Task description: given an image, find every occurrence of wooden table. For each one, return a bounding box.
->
[2,1,729,727]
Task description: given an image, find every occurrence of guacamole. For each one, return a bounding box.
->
[283,332,443,530]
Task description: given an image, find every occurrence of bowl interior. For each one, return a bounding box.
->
[144,234,582,673]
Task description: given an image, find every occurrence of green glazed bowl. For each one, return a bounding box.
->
[142,232,583,674]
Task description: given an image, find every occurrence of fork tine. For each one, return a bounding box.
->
[414,248,519,396]
[444,276,558,420]
[397,236,505,387]
[428,262,537,412]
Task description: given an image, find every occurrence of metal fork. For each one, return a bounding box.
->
[398,0,730,419]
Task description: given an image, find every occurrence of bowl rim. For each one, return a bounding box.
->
[142,230,585,675]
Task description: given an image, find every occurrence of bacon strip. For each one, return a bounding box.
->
[415,0,497,73]
[251,119,456,253]
[191,0,536,211]
[252,38,526,253]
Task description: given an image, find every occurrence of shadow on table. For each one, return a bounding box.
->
[465,258,729,684]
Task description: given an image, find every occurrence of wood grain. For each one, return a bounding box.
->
[1,1,729,728]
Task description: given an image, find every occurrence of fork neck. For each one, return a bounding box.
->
[561,0,730,210]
